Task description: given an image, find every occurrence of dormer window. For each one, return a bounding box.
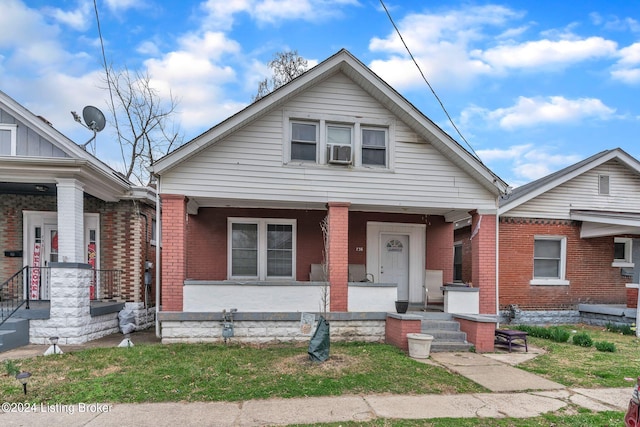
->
[598,174,610,195]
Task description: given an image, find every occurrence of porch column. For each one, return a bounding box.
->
[161,194,188,311]
[470,211,497,315]
[55,178,84,262]
[328,202,350,312]
[425,216,454,283]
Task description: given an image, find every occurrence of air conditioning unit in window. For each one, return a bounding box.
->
[328,144,352,164]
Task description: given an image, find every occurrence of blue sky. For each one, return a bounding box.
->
[2,0,639,187]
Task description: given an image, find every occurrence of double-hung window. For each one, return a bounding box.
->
[291,122,317,162]
[531,236,569,285]
[229,218,296,280]
[362,127,387,166]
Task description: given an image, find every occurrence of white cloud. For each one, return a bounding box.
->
[476,37,617,71]
[465,96,616,130]
[611,42,640,84]
[44,2,92,31]
[0,0,59,48]
[104,0,146,12]
[478,144,583,182]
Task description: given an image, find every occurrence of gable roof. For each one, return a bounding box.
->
[0,90,134,202]
[498,147,640,214]
[151,49,508,196]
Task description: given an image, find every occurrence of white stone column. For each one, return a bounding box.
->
[56,178,85,263]
[47,264,92,344]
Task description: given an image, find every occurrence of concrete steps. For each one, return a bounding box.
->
[0,318,30,353]
[420,317,472,353]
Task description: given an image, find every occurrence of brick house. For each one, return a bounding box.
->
[496,148,640,321]
[150,49,508,350]
[0,90,157,347]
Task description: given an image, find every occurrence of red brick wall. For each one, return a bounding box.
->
[499,217,628,309]
[385,316,422,351]
[627,287,638,308]
[328,202,350,311]
[161,194,187,311]
[472,213,497,314]
[458,318,495,352]
[426,215,454,283]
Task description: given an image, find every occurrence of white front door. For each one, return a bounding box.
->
[380,234,410,301]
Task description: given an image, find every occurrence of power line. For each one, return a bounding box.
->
[378,0,482,162]
[93,0,124,160]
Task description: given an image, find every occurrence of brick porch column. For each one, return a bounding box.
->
[328,202,350,312]
[161,194,188,312]
[425,215,454,283]
[470,211,497,315]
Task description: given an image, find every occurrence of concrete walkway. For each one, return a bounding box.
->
[0,331,633,426]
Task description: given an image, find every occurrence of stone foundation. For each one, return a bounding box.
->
[159,312,385,344]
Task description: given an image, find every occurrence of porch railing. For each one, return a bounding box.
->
[90,269,122,301]
[0,266,30,328]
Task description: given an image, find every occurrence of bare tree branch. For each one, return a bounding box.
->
[252,50,308,102]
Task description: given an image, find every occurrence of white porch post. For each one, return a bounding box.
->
[56,178,85,262]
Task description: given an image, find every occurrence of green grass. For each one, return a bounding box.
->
[297,411,625,426]
[0,342,484,404]
[518,324,640,388]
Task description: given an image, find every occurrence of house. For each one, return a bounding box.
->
[150,49,509,350]
[497,148,640,325]
[0,90,157,349]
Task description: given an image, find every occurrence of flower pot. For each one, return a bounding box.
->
[406,333,434,359]
[395,300,409,314]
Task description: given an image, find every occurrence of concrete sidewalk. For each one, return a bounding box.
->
[0,331,633,426]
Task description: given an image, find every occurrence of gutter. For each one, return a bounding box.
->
[155,175,162,339]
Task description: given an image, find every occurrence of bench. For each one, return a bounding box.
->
[494,329,528,353]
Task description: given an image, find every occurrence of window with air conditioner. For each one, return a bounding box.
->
[327,125,352,164]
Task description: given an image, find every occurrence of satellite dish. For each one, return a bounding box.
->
[82,106,106,132]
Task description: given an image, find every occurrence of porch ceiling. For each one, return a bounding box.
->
[185,195,474,220]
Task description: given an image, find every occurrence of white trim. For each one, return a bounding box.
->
[530,235,568,286]
[612,237,633,267]
[227,217,297,281]
[0,123,17,156]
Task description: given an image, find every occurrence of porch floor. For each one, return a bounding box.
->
[11,300,125,319]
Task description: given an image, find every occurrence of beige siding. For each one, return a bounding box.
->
[162,72,495,211]
[508,160,640,218]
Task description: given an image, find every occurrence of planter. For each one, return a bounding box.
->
[406,333,434,359]
[395,300,409,314]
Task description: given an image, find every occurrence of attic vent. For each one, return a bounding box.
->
[599,175,610,195]
[328,145,352,164]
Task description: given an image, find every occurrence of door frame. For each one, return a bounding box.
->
[23,211,100,300]
[366,222,426,303]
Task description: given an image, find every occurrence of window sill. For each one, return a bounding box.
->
[284,162,393,172]
[529,279,570,286]
[612,261,634,268]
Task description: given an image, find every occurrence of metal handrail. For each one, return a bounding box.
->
[0,266,30,328]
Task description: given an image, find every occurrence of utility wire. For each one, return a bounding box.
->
[93,0,124,160]
[378,0,482,162]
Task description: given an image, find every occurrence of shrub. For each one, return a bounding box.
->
[549,326,571,343]
[4,360,19,377]
[605,323,635,336]
[572,332,593,347]
[594,341,616,352]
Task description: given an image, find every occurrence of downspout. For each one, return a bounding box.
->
[495,203,500,324]
[154,175,161,339]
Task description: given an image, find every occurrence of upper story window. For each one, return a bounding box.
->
[599,174,610,195]
[530,236,569,286]
[291,122,317,162]
[613,237,633,268]
[285,111,393,169]
[362,127,387,167]
[0,124,17,156]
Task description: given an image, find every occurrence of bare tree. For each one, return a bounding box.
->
[253,50,309,102]
[102,66,183,185]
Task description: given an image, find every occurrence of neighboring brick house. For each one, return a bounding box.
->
[496,148,640,315]
[0,90,157,345]
[150,49,508,350]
